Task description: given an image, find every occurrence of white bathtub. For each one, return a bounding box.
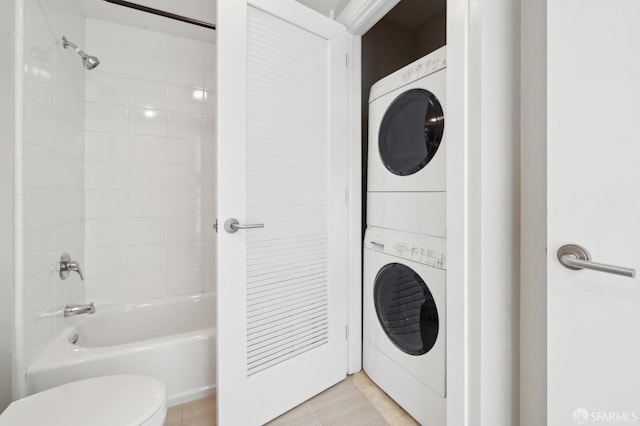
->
[27,292,216,407]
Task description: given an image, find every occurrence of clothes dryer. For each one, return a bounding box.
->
[368,46,446,193]
[363,226,446,425]
[367,47,447,237]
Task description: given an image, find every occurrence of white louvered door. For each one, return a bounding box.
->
[216,0,349,424]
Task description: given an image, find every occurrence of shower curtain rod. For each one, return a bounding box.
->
[102,0,216,30]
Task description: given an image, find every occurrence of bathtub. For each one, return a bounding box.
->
[27,292,216,407]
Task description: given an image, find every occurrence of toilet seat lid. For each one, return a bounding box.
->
[0,375,166,426]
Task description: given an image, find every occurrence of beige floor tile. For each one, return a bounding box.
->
[307,380,362,411]
[168,374,415,426]
[312,400,388,426]
[267,402,320,426]
[165,406,183,426]
[181,396,216,425]
[309,379,388,426]
[349,372,419,426]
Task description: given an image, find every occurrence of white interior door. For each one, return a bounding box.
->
[548,1,640,424]
[216,0,349,424]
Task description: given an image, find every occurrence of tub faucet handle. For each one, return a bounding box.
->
[59,252,84,281]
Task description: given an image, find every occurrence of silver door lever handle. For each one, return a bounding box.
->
[557,244,635,278]
[224,218,264,233]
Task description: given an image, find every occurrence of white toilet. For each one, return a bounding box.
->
[0,375,167,426]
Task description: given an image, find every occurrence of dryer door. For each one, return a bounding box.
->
[378,89,444,176]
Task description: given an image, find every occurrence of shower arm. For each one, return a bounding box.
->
[62,37,85,56]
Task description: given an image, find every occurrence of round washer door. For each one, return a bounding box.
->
[373,263,439,355]
[378,89,444,176]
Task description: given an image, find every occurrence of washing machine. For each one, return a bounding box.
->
[367,46,446,238]
[363,226,446,425]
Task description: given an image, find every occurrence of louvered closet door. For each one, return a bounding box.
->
[216,0,349,424]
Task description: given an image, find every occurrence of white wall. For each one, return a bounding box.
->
[18,0,86,377]
[0,0,15,411]
[83,18,216,305]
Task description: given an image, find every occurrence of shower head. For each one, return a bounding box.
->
[62,36,100,70]
[82,54,101,70]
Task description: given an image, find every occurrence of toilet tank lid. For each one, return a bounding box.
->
[0,375,166,426]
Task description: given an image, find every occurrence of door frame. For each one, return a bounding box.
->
[340,0,522,425]
[520,1,546,425]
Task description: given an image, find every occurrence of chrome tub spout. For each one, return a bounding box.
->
[64,302,96,317]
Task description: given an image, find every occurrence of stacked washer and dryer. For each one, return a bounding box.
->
[363,46,447,425]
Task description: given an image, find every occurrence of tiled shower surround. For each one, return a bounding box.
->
[15,4,216,393]
[83,18,216,304]
[20,0,87,368]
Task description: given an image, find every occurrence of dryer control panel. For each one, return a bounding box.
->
[369,45,447,103]
[364,227,446,270]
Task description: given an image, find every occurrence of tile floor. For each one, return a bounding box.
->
[165,372,418,425]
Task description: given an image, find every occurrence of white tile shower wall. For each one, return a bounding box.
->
[0,0,15,409]
[84,18,216,304]
[20,0,86,367]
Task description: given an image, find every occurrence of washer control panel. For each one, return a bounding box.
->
[365,227,446,270]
